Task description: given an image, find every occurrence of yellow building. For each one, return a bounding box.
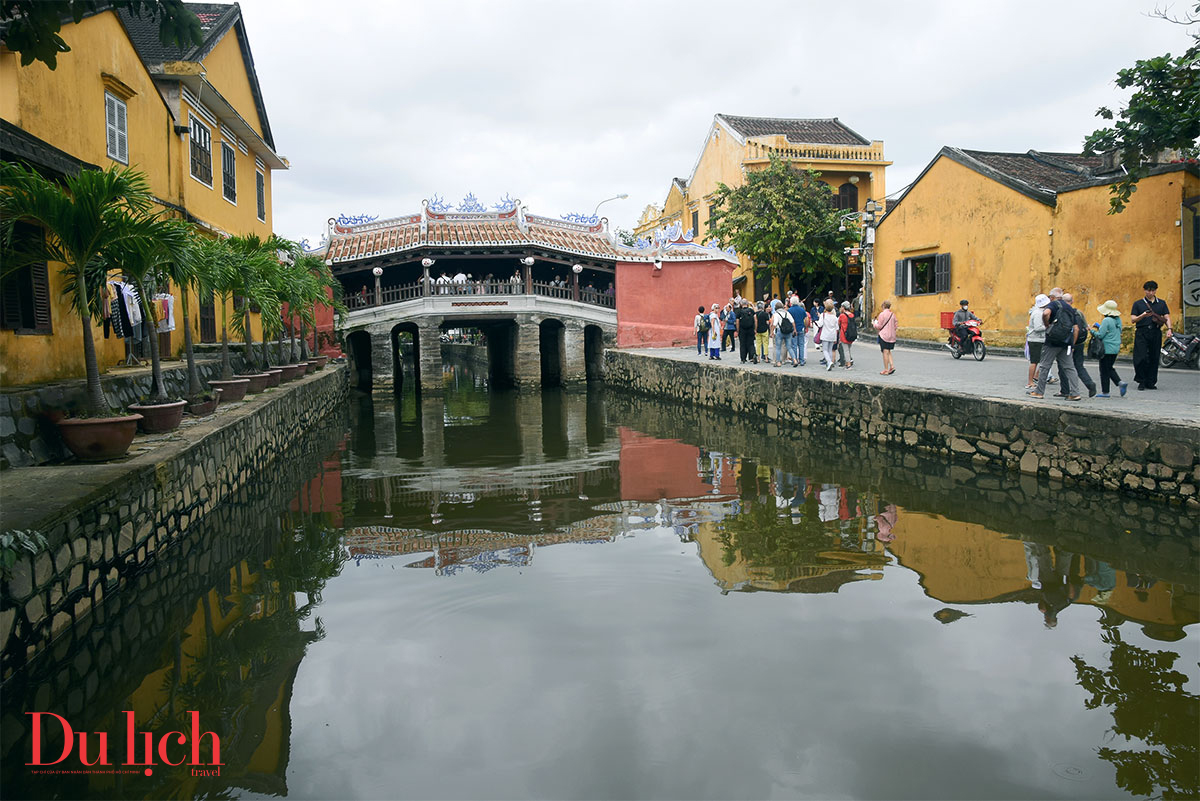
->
[635,113,890,299]
[0,3,287,385]
[873,147,1200,345]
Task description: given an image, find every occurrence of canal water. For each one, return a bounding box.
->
[3,366,1198,800]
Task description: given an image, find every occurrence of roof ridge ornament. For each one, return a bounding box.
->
[456,193,487,213]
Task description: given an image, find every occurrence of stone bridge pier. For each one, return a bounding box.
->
[342,297,616,395]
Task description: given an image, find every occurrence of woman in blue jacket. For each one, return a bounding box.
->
[1092,300,1126,397]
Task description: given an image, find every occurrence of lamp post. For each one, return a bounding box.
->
[837,200,880,317]
[421,257,435,296]
[592,193,629,217]
[372,266,383,306]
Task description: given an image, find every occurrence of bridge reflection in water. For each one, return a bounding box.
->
[4,377,1197,801]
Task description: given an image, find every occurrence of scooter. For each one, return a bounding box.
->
[947,320,987,361]
[1160,331,1200,369]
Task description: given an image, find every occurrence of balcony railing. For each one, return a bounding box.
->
[744,140,886,163]
[344,279,616,311]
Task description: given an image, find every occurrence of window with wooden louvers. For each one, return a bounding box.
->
[190,117,212,184]
[221,142,236,203]
[0,227,52,335]
[105,92,128,163]
[934,252,951,293]
[256,171,266,221]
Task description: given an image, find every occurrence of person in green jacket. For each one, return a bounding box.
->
[1092,300,1127,397]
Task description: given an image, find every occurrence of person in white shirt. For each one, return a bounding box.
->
[816,299,840,371]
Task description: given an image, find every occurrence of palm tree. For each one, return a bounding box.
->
[228,233,281,373]
[193,235,239,381]
[0,163,155,417]
[104,215,191,404]
[165,229,211,400]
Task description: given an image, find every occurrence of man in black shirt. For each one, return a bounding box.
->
[736,299,758,364]
[1131,280,1172,390]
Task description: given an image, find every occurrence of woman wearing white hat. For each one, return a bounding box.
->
[1092,300,1127,397]
[1025,294,1050,389]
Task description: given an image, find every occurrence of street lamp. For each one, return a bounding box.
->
[592,193,629,217]
[372,266,383,306]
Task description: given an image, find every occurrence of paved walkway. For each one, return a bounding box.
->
[628,344,1199,426]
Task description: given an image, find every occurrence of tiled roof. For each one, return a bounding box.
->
[957,149,1096,194]
[325,207,735,265]
[716,114,871,146]
[117,2,238,63]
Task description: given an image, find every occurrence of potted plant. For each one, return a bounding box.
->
[228,233,281,392]
[197,235,250,402]
[0,163,149,460]
[170,231,219,416]
[107,215,191,433]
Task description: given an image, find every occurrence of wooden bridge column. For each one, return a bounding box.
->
[417,319,443,395]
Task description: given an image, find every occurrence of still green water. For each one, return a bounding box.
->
[3,369,1198,800]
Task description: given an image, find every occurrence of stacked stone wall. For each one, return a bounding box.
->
[604,351,1200,505]
[0,356,249,469]
[0,366,349,677]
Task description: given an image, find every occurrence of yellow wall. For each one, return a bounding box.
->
[1,9,275,387]
[636,121,889,300]
[874,156,1194,346]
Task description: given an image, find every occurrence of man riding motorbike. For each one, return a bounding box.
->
[952,299,980,349]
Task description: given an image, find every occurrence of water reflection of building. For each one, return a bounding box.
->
[886,511,1199,634]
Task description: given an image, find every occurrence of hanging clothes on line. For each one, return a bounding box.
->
[119,282,143,343]
[153,293,176,332]
[109,282,128,339]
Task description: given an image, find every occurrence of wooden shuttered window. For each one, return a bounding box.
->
[190,116,212,184]
[895,259,907,297]
[221,142,236,203]
[0,241,53,335]
[105,92,128,163]
[256,171,266,221]
[934,253,951,293]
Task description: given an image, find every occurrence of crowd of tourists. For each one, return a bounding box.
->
[694,290,899,374]
[1024,280,1172,400]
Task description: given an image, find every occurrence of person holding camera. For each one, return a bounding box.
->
[1131,280,1171,390]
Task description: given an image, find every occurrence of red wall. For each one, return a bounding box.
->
[615,257,734,348]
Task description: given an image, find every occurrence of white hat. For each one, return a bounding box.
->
[1034,293,1050,309]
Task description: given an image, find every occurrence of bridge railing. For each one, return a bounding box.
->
[345,278,617,311]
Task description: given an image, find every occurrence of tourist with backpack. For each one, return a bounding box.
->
[707,303,723,360]
[694,306,708,356]
[1029,293,1084,400]
[721,300,737,352]
[770,303,794,367]
[837,301,857,369]
[736,299,758,364]
[754,301,771,361]
[816,299,840,371]
[1058,293,1096,397]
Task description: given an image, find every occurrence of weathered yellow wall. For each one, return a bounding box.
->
[874,157,1054,345]
[1050,171,1193,337]
[3,12,174,195]
[200,29,264,138]
[638,122,889,301]
[1,10,272,387]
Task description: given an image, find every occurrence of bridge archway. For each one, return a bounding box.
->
[346,330,373,391]
[584,324,604,381]
[389,322,421,394]
[539,319,565,388]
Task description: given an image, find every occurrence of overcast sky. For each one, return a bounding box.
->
[235,0,1194,246]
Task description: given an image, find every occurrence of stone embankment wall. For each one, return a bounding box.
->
[0,365,349,676]
[0,355,249,470]
[604,351,1200,505]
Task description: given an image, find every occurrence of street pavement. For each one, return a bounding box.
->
[628,342,1199,426]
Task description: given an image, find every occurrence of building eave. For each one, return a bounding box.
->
[161,72,287,169]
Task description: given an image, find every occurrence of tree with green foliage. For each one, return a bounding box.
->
[1071,621,1198,798]
[0,0,202,70]
[0,162,155,416]
[227,233,282,373]
[1084,3,1200,213]
[706,154,858,294]
[168,228,213,400]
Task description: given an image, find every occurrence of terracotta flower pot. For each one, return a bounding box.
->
[56,414,142,462]
[278,364,304,382]
[128,399,187,434]
[208,378,250,402]
[308,355,329,371]
[186,394,219,417]
[236,372,272,394]
[264,368,283,387]
[299,361,314,375]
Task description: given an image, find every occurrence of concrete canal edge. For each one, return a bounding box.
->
[603,350,1200,506]
[0,365,349,676]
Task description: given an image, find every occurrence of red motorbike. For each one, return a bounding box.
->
[946,320,987,361]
